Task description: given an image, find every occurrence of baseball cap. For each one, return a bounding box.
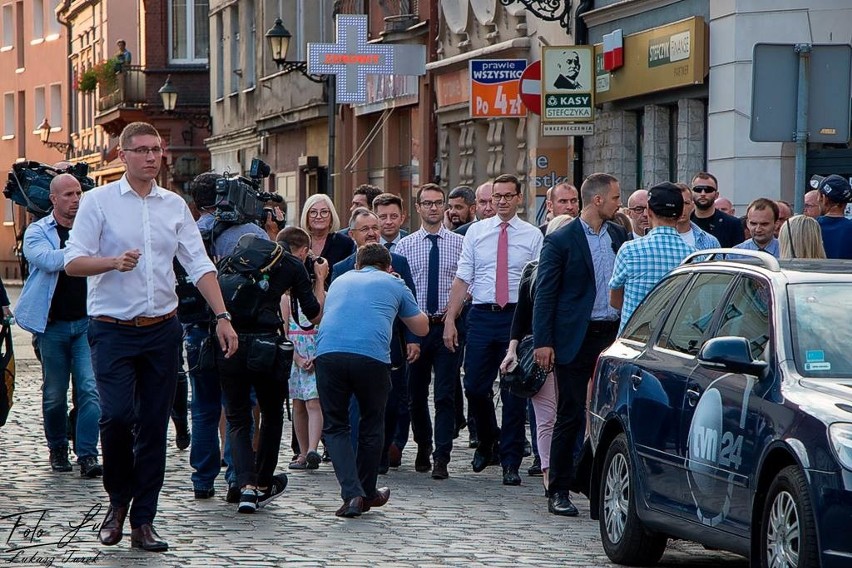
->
[815,174,852,204]
[647,182,684,218]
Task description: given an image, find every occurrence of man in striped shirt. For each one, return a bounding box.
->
[395,184,464,479]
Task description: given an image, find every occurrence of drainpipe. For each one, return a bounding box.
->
[56,1,75,161]
[573,0,594,191]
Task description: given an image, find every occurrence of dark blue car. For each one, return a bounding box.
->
[586,251,852,568]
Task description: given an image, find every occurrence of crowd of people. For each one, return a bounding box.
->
[10,118,852,550]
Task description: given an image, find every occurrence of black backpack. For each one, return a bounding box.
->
[217,234,285,322]
[175,226,216,324]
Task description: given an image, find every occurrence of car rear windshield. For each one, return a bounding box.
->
[788,284,852,378]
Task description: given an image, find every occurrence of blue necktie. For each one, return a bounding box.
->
[426,234,439,314]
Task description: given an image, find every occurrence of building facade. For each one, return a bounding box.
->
[0,0,67,279]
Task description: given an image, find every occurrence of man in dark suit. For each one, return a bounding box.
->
[332,207,419,470]
[533,172,628,517]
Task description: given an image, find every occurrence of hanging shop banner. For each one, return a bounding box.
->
[469,59,527,118]
[542,46,595,123]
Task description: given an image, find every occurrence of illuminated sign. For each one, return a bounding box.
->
[307,15,426,104]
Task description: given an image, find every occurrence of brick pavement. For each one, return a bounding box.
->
[1,357,749,567]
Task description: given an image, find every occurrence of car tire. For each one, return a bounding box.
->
[599,433,667,566]
[760,465,819,568]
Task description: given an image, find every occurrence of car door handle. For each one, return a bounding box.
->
[686,388,701,406]
[630,374,643,388]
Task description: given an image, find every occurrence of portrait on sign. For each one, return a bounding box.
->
[543,47,593,93]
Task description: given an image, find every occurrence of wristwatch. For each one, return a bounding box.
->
[215,311,232,322]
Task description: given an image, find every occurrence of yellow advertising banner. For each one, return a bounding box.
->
[594,17,708,104]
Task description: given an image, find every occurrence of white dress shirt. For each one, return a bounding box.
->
[455,214,543,304]
[65,175,216,319]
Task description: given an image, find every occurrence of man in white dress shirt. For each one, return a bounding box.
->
[442,173,543,485]
[65,122,237,552]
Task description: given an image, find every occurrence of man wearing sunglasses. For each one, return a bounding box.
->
[689,172,744,248]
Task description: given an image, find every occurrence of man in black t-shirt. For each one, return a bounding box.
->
[689,171,744,248]
[15,174,102,478]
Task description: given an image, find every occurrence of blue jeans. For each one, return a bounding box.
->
[184,324,222,491]
[39,318,100,459]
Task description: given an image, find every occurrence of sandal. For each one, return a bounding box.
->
[288,457,308,470]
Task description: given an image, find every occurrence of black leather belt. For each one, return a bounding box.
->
[587,319,619,333]
[473,303,517,312]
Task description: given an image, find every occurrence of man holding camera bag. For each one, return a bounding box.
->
[216,231,327,514]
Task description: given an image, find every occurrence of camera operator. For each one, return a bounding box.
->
[182,172,269,503]
[218,231,327,513]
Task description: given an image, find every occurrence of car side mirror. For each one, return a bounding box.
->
[697,336,768,377]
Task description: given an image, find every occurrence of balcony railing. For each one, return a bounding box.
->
[97,65,147,113]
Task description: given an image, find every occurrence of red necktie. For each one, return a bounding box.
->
[496,222,509,307]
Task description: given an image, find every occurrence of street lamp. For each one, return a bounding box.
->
[38,118,73,153]
[158,75,211,130]
[265,18,323,83]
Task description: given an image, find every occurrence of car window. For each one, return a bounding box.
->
[789,283,852,378]
[621,273,691,344]
[657,272,735,356]
[715,276,772,361]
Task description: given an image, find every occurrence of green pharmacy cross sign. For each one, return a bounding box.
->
[307,15,426,104]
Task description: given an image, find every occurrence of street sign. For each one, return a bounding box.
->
[751,43,851,143]
[542,123,594,136]
[519,60,541,115]
[542,46,595,125]
[469,59,526,118]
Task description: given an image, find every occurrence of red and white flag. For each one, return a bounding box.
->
[603,29,624,71]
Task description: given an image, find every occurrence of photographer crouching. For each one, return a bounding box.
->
[215,226,327,514]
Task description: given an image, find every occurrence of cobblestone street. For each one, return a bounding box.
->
[0,295,749,567]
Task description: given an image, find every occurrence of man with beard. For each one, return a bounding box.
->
[532,173,628,517]
[675,183,720,250]
[689,172,744,247]
[445,186,475,230]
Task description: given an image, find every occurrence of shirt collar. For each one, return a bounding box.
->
[419,225,450,239]
[580,218,608,236]
[490,214,520,229]
[119,174,165,199]
[647,226,679,237]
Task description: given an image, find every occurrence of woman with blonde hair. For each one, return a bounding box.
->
[299,194,355,269]
[779,215,826,259]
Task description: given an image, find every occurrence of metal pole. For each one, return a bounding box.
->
[326,74,336,200]
[793,43,811,214]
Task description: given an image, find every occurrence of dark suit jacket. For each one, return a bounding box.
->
[331,252,419,363]
[533,219,629,365]
[454,220,475,236]
[320,231,356,269]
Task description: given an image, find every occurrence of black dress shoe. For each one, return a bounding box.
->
[415,445,432,473]
[502,466,522,486]
[471,445,492,473]
[528,455,543,477]
[98,505,128,546]
[548,491,579,517]
[130,524,169,552]
[334,496,364,518]
[431,460,449,480]
[364,487,390,511]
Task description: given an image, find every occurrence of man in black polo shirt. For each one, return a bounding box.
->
[689,171,744,248]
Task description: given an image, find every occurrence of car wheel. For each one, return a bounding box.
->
[760,465,818,568]
[599,433,667,566]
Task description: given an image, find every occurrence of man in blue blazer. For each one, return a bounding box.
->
[332,207,419,470]
[532,173,628,517]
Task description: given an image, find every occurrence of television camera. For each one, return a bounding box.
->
[4,161,96,218]
[215,158,285,228]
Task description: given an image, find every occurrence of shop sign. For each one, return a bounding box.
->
[542,45,595,125]
[594,17,708,104]
[469,59,527,117]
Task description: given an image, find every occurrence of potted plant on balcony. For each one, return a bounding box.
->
[76,59,120,93]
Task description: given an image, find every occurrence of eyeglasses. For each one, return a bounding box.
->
[308,209,331,218]
[418,200,444,209]
[628,206,647,214]
[692,185,716,194]
[353,225,380,234]
[492,192,519,203]
[124,146,164,155]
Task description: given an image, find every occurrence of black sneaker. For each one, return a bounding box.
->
[258,474,288,509]
[226,484,240,504]
[238,488,259,513]
[79,456,103,478]
[50,446,72,472]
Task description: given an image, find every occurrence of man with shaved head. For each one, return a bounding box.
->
[455,182,495,236]
[714,197,735,217]
[804,190,820,218]
[539,183,580,234]
[626,189,649,239]
[15,173,103,478]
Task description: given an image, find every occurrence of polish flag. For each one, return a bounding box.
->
[603,29,624,71]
